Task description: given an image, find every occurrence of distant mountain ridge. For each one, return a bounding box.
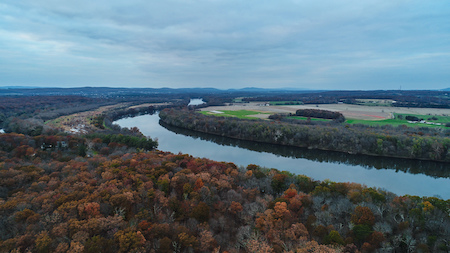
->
[0,86,319,97]
[0,86,42,89]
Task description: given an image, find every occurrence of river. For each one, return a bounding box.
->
[115,113,450,199]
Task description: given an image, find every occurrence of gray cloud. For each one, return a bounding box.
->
[1,0,449,89]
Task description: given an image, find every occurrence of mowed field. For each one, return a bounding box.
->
[200,103,450,121]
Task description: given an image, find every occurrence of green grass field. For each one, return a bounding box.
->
[200,110,271,119]
[287,116,330,122]
[346,113,450,128]
[284,112,450,128]
[201,110,450,128]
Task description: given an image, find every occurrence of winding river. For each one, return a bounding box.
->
[115,113,450,199]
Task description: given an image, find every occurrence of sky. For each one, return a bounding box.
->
[1,1,449,90]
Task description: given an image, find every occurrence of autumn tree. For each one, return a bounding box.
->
[191,202,210,223]
[351,206,375,226]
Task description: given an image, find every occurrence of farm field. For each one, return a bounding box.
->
[346,115,450,128]
[200,103,450,128]
[199,110,271,119]
[355,99,395,107]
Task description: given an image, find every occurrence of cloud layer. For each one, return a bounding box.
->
[1,0,449,89]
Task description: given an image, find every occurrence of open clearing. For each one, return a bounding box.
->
[200,110,271,119]
[45,104,129,133]
[200,103,450,121]
[46,102,169,133]
[129,102,172,109]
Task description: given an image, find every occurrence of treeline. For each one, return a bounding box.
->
[85,133,158,151]
[160,121,450,179]
[0,93,189,135]
[242,90,450,108]
[105,106,157,122]
[93,104,180,136]
[0,94,185,137]
[0,132,448,252]
[0,132,157,162]
[0,133,85,158]
[92,106,158,131]
[0,96,110,128]
[160,109,450,162]
[0,96,114,136]
[268,113,344,127]
[295,109,345,122]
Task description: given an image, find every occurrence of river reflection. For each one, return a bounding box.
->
[115,114,450,199]
[160,121,450,179]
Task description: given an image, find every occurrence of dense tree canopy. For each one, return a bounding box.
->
[0,132,448,252]
[295,109,345,123]
[1,91,450,252]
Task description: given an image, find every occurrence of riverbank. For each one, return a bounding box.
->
[116,113,450,198]
[159,108,450,163]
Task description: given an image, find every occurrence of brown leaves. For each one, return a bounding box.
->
[199,230,217,251]
[351,206,375,226]
[194,178,204,191]
[191,202,210,223]
[1,139,443,253]
[246,236,273,253]
[286,223,309,242]
[229,201,243,215]
[114,229,146,253]
[274,202,289,219]
[77,202,100,219]
[14,208,39,223]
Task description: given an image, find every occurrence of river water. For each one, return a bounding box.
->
[115,114,450,199]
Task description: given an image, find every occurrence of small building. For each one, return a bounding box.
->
[41,143,53,150]
[58,141,69,149]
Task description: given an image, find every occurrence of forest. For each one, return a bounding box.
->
[294,109,345,123]
[0,132,449,252]
[0,96,111,136]
[159,109,450,162]
[0,91,449,252]
[241,90,450,109]
[0,94,186,137]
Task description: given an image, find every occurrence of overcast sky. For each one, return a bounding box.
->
[1,1,449,90]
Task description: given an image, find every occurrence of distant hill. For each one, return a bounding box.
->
[1,87,448,109]
[0,86,322,97]
[0,86,41,89]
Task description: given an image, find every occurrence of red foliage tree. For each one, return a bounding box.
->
[351,206,375,226]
